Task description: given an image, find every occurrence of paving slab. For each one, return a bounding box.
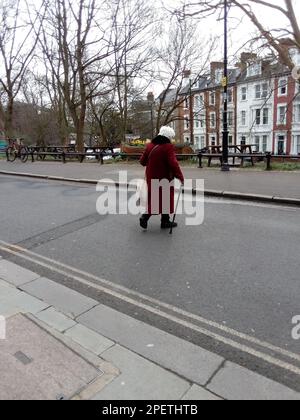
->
[0,260,41,286]
[93,345,190,401]
[65,323,114,355]
[0,314,101,400]
[207,361,300,401]
[182,384,222,401]
[34,307,76,332]
[0,285,48,317]
[21,277,98,318]
[78,304,224,386]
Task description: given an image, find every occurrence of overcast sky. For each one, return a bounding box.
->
[161,0,300,65]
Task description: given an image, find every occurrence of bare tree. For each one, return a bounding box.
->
[110,0,155,142]
[153,13,216,134]
[34,0,122,152]
[175,0,300,70]
[0,0,41,137]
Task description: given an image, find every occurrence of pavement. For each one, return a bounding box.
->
[0,160,300,204]
[1,258,300,400]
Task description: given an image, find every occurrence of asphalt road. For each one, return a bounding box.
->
[1,175,300,383]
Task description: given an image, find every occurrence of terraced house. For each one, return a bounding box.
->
[179,47,300,155]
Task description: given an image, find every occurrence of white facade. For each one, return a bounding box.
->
[292,82,300,155]
[237,74,274,152]
[193,93,206,149]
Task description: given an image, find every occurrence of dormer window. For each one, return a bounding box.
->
[247,62,262,78]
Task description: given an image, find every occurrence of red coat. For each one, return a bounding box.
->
[140,141,184,214]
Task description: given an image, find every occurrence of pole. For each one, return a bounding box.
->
[221,0,230,172]
[189,80,194,146]
[170,185,183,235]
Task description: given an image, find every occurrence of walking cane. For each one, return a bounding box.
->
[170,184,184,235]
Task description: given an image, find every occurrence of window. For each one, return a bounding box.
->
[195,119,200,129]
[184,98,189,109]
[255,83,268,99]
[210,136,216,146]
[210,112,216,128]
[184,118,190,130]
[241,111,246,126]
[255,136,260,152]
[228,135,233,145]
[277,135,285,155]
[228,89,233,103]
[241,136,246,145]
[255,109,261,125]
[200,136,205,149]
[295,135,300,154]
[195,95,202,109]
[278,78,287,96]
[200,114,205,128]
[247,62,262,77]
[255,85,261,99]
[262,136,268,152]
[262,83,268,98]
[209,92,215,106]
[278,106,287,125]
[294,104,300,123]
[241,87,247,101]
[195,136,200,146]
[228,111,234,127]
[263,108,269,125]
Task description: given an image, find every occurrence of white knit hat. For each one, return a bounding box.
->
[158,126,175,140]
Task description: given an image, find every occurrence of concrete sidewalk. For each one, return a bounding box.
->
[0,258,299,400]
[0,160,300,201]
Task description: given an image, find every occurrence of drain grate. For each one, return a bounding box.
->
[14,351,33,366]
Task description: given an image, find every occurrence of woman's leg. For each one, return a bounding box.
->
[140,214,151,229]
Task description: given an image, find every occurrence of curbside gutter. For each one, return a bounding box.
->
[1,169,300,207]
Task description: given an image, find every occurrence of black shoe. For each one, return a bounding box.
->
[140,215,149,230]
[161,221,178,229]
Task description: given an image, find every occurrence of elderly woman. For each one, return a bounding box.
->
[139,126,184,230]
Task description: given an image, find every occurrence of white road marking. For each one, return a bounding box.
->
[1,240,300,375]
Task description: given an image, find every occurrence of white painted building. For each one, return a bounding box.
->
[236,61,274,153]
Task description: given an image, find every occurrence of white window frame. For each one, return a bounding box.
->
[293,134,300,154]
[241,110,247,126]
[241,87,247,101]
[277,105,287,125]
[209,135,216,146]
[200,135,206,149]
[247,62,262,78]
[275,134,286,155]
[278,78,288,97]
[228,111,234,127]
[263,108,269,125]
[228,88,233,103]
[293,103,300,123]
[210,112,216,128]
[254,109,261,125]
[209,91,216,106]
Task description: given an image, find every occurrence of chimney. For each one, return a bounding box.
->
[147,92,154,103]
[210,62,223,82]
[236,52,258,70]
[182,69,191,87]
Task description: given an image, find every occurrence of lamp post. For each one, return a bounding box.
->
[221,0,230,172]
